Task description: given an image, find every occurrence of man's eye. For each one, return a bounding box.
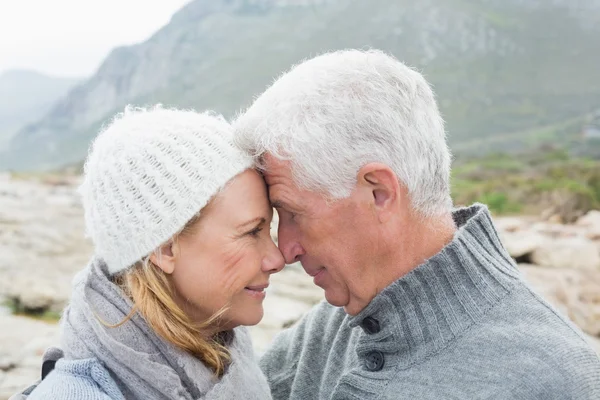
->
[280,210,296,221]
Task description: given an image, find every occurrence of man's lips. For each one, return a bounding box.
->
[305,266,325,277]
[312,269,327,286]
[305,267,326,284]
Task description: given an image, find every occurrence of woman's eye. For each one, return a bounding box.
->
[248,227,263,237]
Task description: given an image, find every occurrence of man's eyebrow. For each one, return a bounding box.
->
[270,200,287,209]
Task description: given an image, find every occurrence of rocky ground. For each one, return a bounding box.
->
[0,173,599,398]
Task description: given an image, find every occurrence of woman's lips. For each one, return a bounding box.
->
[246,283,269,291]
[244,283,269,299]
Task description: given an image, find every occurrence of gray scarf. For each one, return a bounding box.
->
[60,257,272,400]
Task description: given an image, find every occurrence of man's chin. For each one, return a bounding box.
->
[323,290,350,310]
[324,291,364,316]
[342,304,363,316]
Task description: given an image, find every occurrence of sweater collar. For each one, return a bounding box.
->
[348,203,520,368]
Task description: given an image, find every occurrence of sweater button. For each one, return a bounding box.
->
[364,351,385,371]
[360,317,381,334]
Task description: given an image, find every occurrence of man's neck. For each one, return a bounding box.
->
[377,212,457,298]
[345,211,457,316]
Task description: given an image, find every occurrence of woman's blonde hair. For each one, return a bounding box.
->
[108,213,232,377]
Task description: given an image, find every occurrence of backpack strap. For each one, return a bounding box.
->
[40,347,64,380]
[41,359,57,380]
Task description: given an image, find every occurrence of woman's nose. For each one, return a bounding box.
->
[262,239,285,273]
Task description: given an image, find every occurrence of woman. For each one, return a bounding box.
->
[21,106,284,399]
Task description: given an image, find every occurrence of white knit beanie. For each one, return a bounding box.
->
[79,105,254,275]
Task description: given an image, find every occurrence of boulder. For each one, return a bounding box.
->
[0,177,92,313]
[519,264,600,337]
[530,221,583,239]
[0,352,16,372]
[0,367,39,400]
[498,230,544,259]
[577,210,600,241]
[494,216,529,233]
[530,237,600,270]
[0,313,60,399]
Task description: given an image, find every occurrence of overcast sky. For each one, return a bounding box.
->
[0,0,191,78]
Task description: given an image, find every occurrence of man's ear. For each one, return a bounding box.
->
[149,241,177,274]
[357,163,400,221]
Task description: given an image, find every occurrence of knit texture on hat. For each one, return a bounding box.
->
[79,106,253,275]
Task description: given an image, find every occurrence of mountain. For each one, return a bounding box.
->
[0,70,80,151]
[2,0,600,170]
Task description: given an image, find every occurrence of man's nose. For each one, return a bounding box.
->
[278,222,305,264]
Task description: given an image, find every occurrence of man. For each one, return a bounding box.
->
[234,49,600,399]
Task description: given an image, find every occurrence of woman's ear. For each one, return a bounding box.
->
[149,241,177,274]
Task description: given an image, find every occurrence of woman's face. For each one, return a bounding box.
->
[159,169,284,332]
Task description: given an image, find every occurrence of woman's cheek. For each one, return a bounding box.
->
[220,242,251,272]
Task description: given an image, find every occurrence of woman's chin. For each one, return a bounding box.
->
[233,307,264,327]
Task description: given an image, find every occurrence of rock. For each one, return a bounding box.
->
[576,210,600,241]
[2,272,71,313]
[0,352,16,372]
[530,221,582,239]
[519,265,600,337]
[538,190,591,223]
[499,230,544,259]
[0,313,61,360]
[494,216,529,233]
[0,313,60,399]
[0,176,92,313]
[530,237,600,270]
[546,214,564,224]
[576,210,600,227]
[0,367,38,400]
[588,232,600,241]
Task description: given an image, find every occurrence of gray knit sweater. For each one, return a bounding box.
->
[259,204,600,399]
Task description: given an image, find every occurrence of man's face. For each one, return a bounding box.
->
[263,155,381,315]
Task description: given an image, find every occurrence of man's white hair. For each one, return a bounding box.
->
[233,49,452,217]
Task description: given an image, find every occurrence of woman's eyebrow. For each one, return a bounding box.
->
[236,217,266,230]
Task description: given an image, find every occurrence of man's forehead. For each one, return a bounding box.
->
[263,170,290,193]
[265,180,294,211]
[263,153,288,168]
[262,155,293,184]
[260,157,301,209]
